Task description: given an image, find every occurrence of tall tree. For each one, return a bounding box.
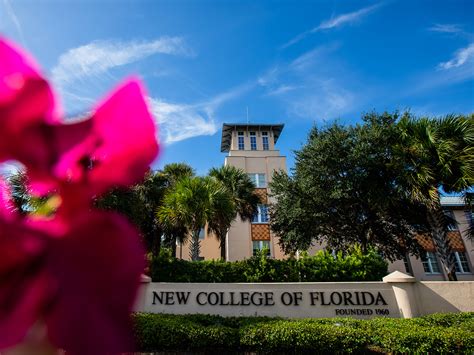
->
[270,112,429,260]
[157,176,234,261]
[209,165,260,259]
[95,170,168,258]
[396,113,474,280]
[160,163,195,255]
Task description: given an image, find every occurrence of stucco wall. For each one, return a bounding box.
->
[136,274,474,319]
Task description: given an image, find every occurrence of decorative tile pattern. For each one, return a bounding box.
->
[254,188,267,203]
[251,224,270,240]
[416,234,435,251]
[416,232,465,252]
[447,231,465,251]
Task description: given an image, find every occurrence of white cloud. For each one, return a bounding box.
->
[148,83,253,144]
[258,43,359,121]
[290,43,340,71]
[149,98,218,144]
[257,67,279,87]
[438,43,474,70]
[2,0,25,45]
[428,24,463,34]
[52,37,191,86]
[315,3,382,31]
[281,3,382,49]
[289,81,355,120]
[266,85,299,96]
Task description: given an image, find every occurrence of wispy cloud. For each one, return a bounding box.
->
[149,83,253,144]
[281,3,382,49]
[289,82,355,120]
[2,0,25,45]
[259,44,361,120]
[149,98,218,144]
[52,37,191,86]
[428,23,463,34]
[438,43,474,70]
[290,42,340,71]
[267,85,299,96]
[316,3,381,31]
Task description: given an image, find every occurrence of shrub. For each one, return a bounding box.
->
[150,247,388,282]
[132,312,474,353]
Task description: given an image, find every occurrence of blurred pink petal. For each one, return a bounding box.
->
[0,38,155,354]
[0,38,60,164]
[54,79,159,197]
[0,185,51,348]
[46,211,145,355]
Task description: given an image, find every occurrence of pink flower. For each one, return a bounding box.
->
[0,37,158,354]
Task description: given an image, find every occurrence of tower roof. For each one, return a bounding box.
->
[220,123,284,152]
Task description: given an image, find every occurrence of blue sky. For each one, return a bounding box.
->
[1,0,473,175]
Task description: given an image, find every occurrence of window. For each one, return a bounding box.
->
[253,240,270,256]
[237,131,245,150]
[421,252,441,274]
[454,251,471,273]
[250,131,257,150]
[465,210,474,227]
[248,173,266,188]
[252,204,269,223]
[402,254,412,274]
[262,131,269,150]
[198,228,205,240]
[443,210,458,231]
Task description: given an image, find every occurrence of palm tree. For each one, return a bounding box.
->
[159,163,195,256]
[208,165,260,259]
[397,113,474,280]
[157,176,234,261]
[161,162,195,186]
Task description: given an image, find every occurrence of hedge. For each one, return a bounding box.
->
[150,247,388,282]
[132,312,474,353]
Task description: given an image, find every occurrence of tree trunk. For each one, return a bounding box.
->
[220,233,226,260]
[189,230,201,261]
[427,206,457,281]
[152,227,161,259]
[171,236,177,257]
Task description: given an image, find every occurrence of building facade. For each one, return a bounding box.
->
[388,197,474,281]
[176,123,287,261]
[176,123,474,281]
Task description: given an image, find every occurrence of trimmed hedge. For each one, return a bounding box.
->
[150,247,388,282]
[132,312,474,354]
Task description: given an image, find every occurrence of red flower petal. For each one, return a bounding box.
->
[0,38,60,165]
[53,78,159,197]
[46,211,145,355]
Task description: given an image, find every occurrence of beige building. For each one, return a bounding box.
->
[176,123,287,261]
[176,123,474,281]
[388,196,474,281]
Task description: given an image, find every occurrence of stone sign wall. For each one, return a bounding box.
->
[136,271,474,319]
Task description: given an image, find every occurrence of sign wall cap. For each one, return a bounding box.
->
[141,274,152,283]
[383,271,416,283]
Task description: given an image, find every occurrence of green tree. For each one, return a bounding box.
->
[96,163,195,259]
[158,176,234,261]
[270,112,429,260]
[208,165,260,259]
[95,170,168,258]
[160,163,195,256]
[396,113,474,280]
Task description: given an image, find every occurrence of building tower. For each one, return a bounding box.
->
[220,123,287,261]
